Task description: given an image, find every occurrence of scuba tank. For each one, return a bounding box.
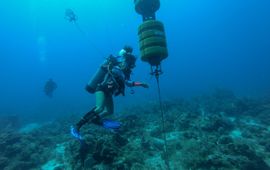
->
[85,66,107,93]
[85,55,120,93]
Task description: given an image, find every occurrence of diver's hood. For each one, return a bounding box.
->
[118,49,127,57]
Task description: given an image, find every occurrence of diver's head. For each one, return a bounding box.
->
[120,53,137,71]
[118,45,137,70]
[118,45,136,71]
[118,45,133,57]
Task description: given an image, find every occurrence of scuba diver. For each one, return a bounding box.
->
[65,8,78,23]
[71,45,149,139]
[44,78,57,98]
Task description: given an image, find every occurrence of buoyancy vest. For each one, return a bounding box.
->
[99,66,126,96]
[86,55,122,94]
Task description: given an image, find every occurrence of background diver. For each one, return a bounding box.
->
[65,8,78,23]
[71,46,149,139]
[44,78,57,98]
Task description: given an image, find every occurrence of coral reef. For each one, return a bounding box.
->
[1,89,270,169]
[0,115,21,131]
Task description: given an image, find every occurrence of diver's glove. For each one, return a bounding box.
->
[133,82,149,88]
[70,126,82,140]
[141,83,149,88]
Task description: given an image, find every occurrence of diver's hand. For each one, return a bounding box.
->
[133,81,149,88]
[141,83,149,88]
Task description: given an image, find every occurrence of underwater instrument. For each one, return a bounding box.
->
[134,0,170,169]
[134,0,168,75]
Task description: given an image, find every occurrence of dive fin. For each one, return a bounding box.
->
[70,126,82,140]
[102,119,121,130]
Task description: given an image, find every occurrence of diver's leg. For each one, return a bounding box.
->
[100,94,114,118]
[94,91,106,114]
[91,91,107,125]
[75,91,106,130]
[100,95,121,130]
[75,107,96,130]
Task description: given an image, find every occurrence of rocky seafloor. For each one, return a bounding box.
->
[1,89,270,170]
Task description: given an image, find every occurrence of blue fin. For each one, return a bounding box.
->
[70,126,82,140]
[102,119,121,130]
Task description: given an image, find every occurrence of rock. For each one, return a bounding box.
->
[182,131,197,139]
[0,157,8,169]
[131,162,145,170]
[113,133,128,147]
[3,132,21,145]
[141,135,151,151]
[201,114,234,132]
[265,143,270,152]
[5,144,22,157]
[54,165,65,170]
[84,157,96,168]
[103,148,117,164]
[10,161,35,170]
[0,115,21,130]
[206,154,231,168]
[149,126,162,138]
[93,140,117,164]
[218,136,233,145]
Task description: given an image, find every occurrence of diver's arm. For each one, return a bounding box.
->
[125,80,149,88]
[125,80,133,87]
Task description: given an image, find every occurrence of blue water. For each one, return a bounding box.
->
[0,0,270,121]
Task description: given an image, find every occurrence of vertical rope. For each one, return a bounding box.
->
[155,74,170,170]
